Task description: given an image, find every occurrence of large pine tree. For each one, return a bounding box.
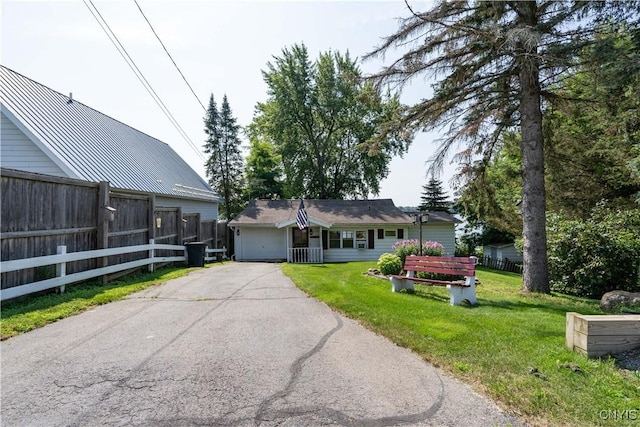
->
[366,1,639,294]
[204,94,244,221]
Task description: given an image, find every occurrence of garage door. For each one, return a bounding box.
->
[240,228,286,261]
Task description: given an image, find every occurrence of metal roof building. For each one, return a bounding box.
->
[0,65,220,208]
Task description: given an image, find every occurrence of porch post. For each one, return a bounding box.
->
[285,227,290,262]
[319,226,324,263]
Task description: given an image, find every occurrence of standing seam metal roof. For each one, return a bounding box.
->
[0,65,220,202]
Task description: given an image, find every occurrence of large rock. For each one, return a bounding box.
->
[600,290,640,312]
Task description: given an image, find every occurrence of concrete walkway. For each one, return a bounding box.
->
[1,262,522,426]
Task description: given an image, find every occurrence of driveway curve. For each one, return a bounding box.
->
[1,262,521,426]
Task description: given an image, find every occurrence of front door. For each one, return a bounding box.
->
[292,227,309,248]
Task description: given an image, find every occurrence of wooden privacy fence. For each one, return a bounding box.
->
[1,168,224,292]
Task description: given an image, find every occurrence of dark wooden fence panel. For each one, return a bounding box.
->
[183,213,200,243]
[1,168,219,292]
[107,193,151,265]
[1,170,100,289]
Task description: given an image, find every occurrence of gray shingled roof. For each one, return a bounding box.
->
[0,66,220,202]
[229,199,416,227]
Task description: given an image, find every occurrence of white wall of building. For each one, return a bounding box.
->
[0,111,66,177]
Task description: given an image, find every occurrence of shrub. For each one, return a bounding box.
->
[377,253,402,276]
[392,239,445,263]
[547,204,640,298]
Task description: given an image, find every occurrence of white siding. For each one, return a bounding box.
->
[155,196,218,221]
[408,223,456,256]
[0,111,66,176]
[235,227,286,261]
[500,245,522,261]
[322,226,408,263]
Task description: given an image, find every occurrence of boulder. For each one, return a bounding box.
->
[600,290,640,312]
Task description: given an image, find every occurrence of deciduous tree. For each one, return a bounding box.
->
[250,43,411,199]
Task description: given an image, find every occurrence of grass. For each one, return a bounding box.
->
[0,264,225,340]
[281,262,640,427]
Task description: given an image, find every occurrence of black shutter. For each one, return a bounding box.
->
[397,229,404,239]
[377,229,384,239]
[368,229,375,249]
[322,230,328,250]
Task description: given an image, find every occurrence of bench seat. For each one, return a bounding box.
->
[390,255,478,305]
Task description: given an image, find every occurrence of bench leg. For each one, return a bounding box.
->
[390,277,414,292]
[446,277,477,305]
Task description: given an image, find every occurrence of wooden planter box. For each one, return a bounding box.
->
[566,312,640,357]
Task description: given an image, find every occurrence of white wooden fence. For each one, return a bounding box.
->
[288,247,322,263]
[0,240,227,301]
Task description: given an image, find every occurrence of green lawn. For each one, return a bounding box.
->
[0,264,224,340]
[282,262,640,427]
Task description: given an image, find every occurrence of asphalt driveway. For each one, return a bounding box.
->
[1,262,521,426]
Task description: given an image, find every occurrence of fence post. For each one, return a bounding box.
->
[97,181,110,284]
[56,245,67,293]
[148,239,155,272]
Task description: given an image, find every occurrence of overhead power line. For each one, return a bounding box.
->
[82,0,206,162]
[133,0,207,112]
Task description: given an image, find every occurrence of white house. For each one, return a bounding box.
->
[0,65,221,219]
[482,242,522,262]
[229,199,458,263]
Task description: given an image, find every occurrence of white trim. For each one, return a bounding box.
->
[276,217,332,229]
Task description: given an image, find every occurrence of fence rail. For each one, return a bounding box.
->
[0,240,186,301]
[479,256,523,274]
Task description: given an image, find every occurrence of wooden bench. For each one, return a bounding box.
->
[390,255,478,305]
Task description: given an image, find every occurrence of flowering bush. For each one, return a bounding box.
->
[377,253,402,276]
[391,239,444,263]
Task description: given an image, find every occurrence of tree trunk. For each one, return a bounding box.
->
[518,2,550,293]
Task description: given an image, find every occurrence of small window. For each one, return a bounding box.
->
[342,231,354,248]
[384,230,396,238]
[329,231,341,248]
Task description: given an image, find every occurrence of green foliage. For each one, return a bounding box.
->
[244,137,283,200]
[391,239,444,264]
[547,204,640,298]
[249,43,411,199]
[204,94,245,220]
[419,177,451,212]
[376,253,402,276]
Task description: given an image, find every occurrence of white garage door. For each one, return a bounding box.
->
[240,228,286,261]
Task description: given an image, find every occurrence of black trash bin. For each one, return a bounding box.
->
[185,242,207,267]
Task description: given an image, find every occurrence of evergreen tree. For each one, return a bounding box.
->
[204,94,245,221]
[419,177,450,212]
[366,1,640,294]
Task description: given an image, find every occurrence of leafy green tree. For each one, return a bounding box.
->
[204,94,245,221]
[366,1,639,293]
[244,137,283,200]
[419,177,450,212]
[249,43,411,199]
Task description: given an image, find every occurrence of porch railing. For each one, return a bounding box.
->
[288,247,322,263]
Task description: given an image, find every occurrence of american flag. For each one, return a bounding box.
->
[296,199,309,230]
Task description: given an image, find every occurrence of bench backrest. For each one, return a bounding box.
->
[403,255,476,277]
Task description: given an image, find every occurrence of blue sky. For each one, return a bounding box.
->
[1,0,457,206]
